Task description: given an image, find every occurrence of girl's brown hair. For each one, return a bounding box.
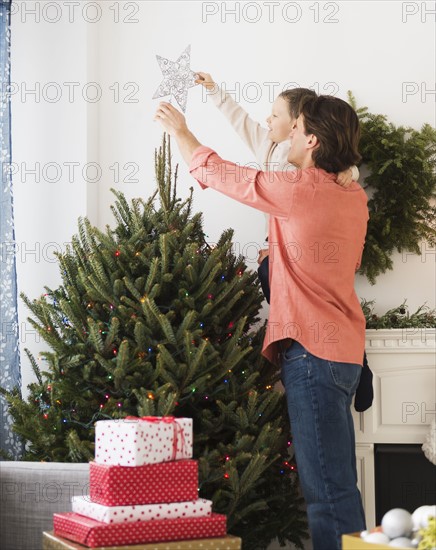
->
[279,88,317,119]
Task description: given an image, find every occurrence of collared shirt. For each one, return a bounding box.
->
[206,85,360,238]
[190,146,369,366]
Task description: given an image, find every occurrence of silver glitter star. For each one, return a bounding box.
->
[152,45,197,112]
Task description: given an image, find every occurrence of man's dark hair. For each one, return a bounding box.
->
[279,88,317,120]
[300,95,362,173]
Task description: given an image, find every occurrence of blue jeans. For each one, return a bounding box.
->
[281,341,366,550]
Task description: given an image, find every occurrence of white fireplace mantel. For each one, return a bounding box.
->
[355,328,436,444]
[353,328,436,528]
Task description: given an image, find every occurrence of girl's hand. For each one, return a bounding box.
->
[336,168,353,188]
[154,102,188,137]
[195,72,217,91]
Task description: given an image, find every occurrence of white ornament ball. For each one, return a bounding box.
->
[421,505,436,528]
[382,508,414,539]
[412,505,431,530]
[410,537,421,548]
[389,537,415,548]
[364,532,391,544]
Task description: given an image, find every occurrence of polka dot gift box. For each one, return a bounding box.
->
[71,496,212,524]
[95,417,193,467]
[52,416,234,548]
[89,459,198,506]
[52,513,227,548]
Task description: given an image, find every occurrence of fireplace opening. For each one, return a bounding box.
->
[374,443,436,525]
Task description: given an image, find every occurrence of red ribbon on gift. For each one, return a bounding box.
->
[124,416,186,460]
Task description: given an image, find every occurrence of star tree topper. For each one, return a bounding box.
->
[152,45,197,112]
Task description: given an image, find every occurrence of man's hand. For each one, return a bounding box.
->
[154,102,202,166]
[154,102,189,137]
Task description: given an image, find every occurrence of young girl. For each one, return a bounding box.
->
[195,73,373,413]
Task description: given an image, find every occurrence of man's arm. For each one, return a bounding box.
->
[155,102,296,217]
[172,128,201,166]
[154,102,201,165]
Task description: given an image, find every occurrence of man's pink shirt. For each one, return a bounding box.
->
[189,146,369,366]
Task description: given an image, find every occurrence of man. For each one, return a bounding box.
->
[155,95,368,550]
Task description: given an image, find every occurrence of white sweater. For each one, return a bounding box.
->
[207,85,292,238]
[207,85,292,173]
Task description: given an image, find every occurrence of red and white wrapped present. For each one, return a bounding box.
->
[94,416,192,466]
[71,496,212,524]
[53,512,227,548]
[89,459,198,506]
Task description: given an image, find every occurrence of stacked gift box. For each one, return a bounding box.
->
[51,416,241,549]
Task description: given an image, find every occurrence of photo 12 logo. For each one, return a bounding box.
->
[1,240,72,265]
[402,82,436,103]
[265,320,339,344]
[200,81,340,104]
[201,1,341,24]
[1,481,91,503]
[402,1,436,22]
[402,402,436,423]
[402,242,436,263]
[2,161,140,184]
[10,2,140,24]
[1,321,42,344]
[2,82,140,104]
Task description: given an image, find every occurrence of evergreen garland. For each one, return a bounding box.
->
[349,93,436,284]
[362,299,436,329]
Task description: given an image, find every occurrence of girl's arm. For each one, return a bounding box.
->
[196,72,269,162]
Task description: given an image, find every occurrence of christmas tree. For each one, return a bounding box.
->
[1,136,307,549]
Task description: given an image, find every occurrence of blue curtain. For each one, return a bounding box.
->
[1,0,22,459]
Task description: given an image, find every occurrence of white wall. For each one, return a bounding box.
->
[11,1,435,391]
[11,2,89,393]
[95,0,436,310]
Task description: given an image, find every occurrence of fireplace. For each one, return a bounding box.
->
[352,328,436,528]
[374,443,436,524]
